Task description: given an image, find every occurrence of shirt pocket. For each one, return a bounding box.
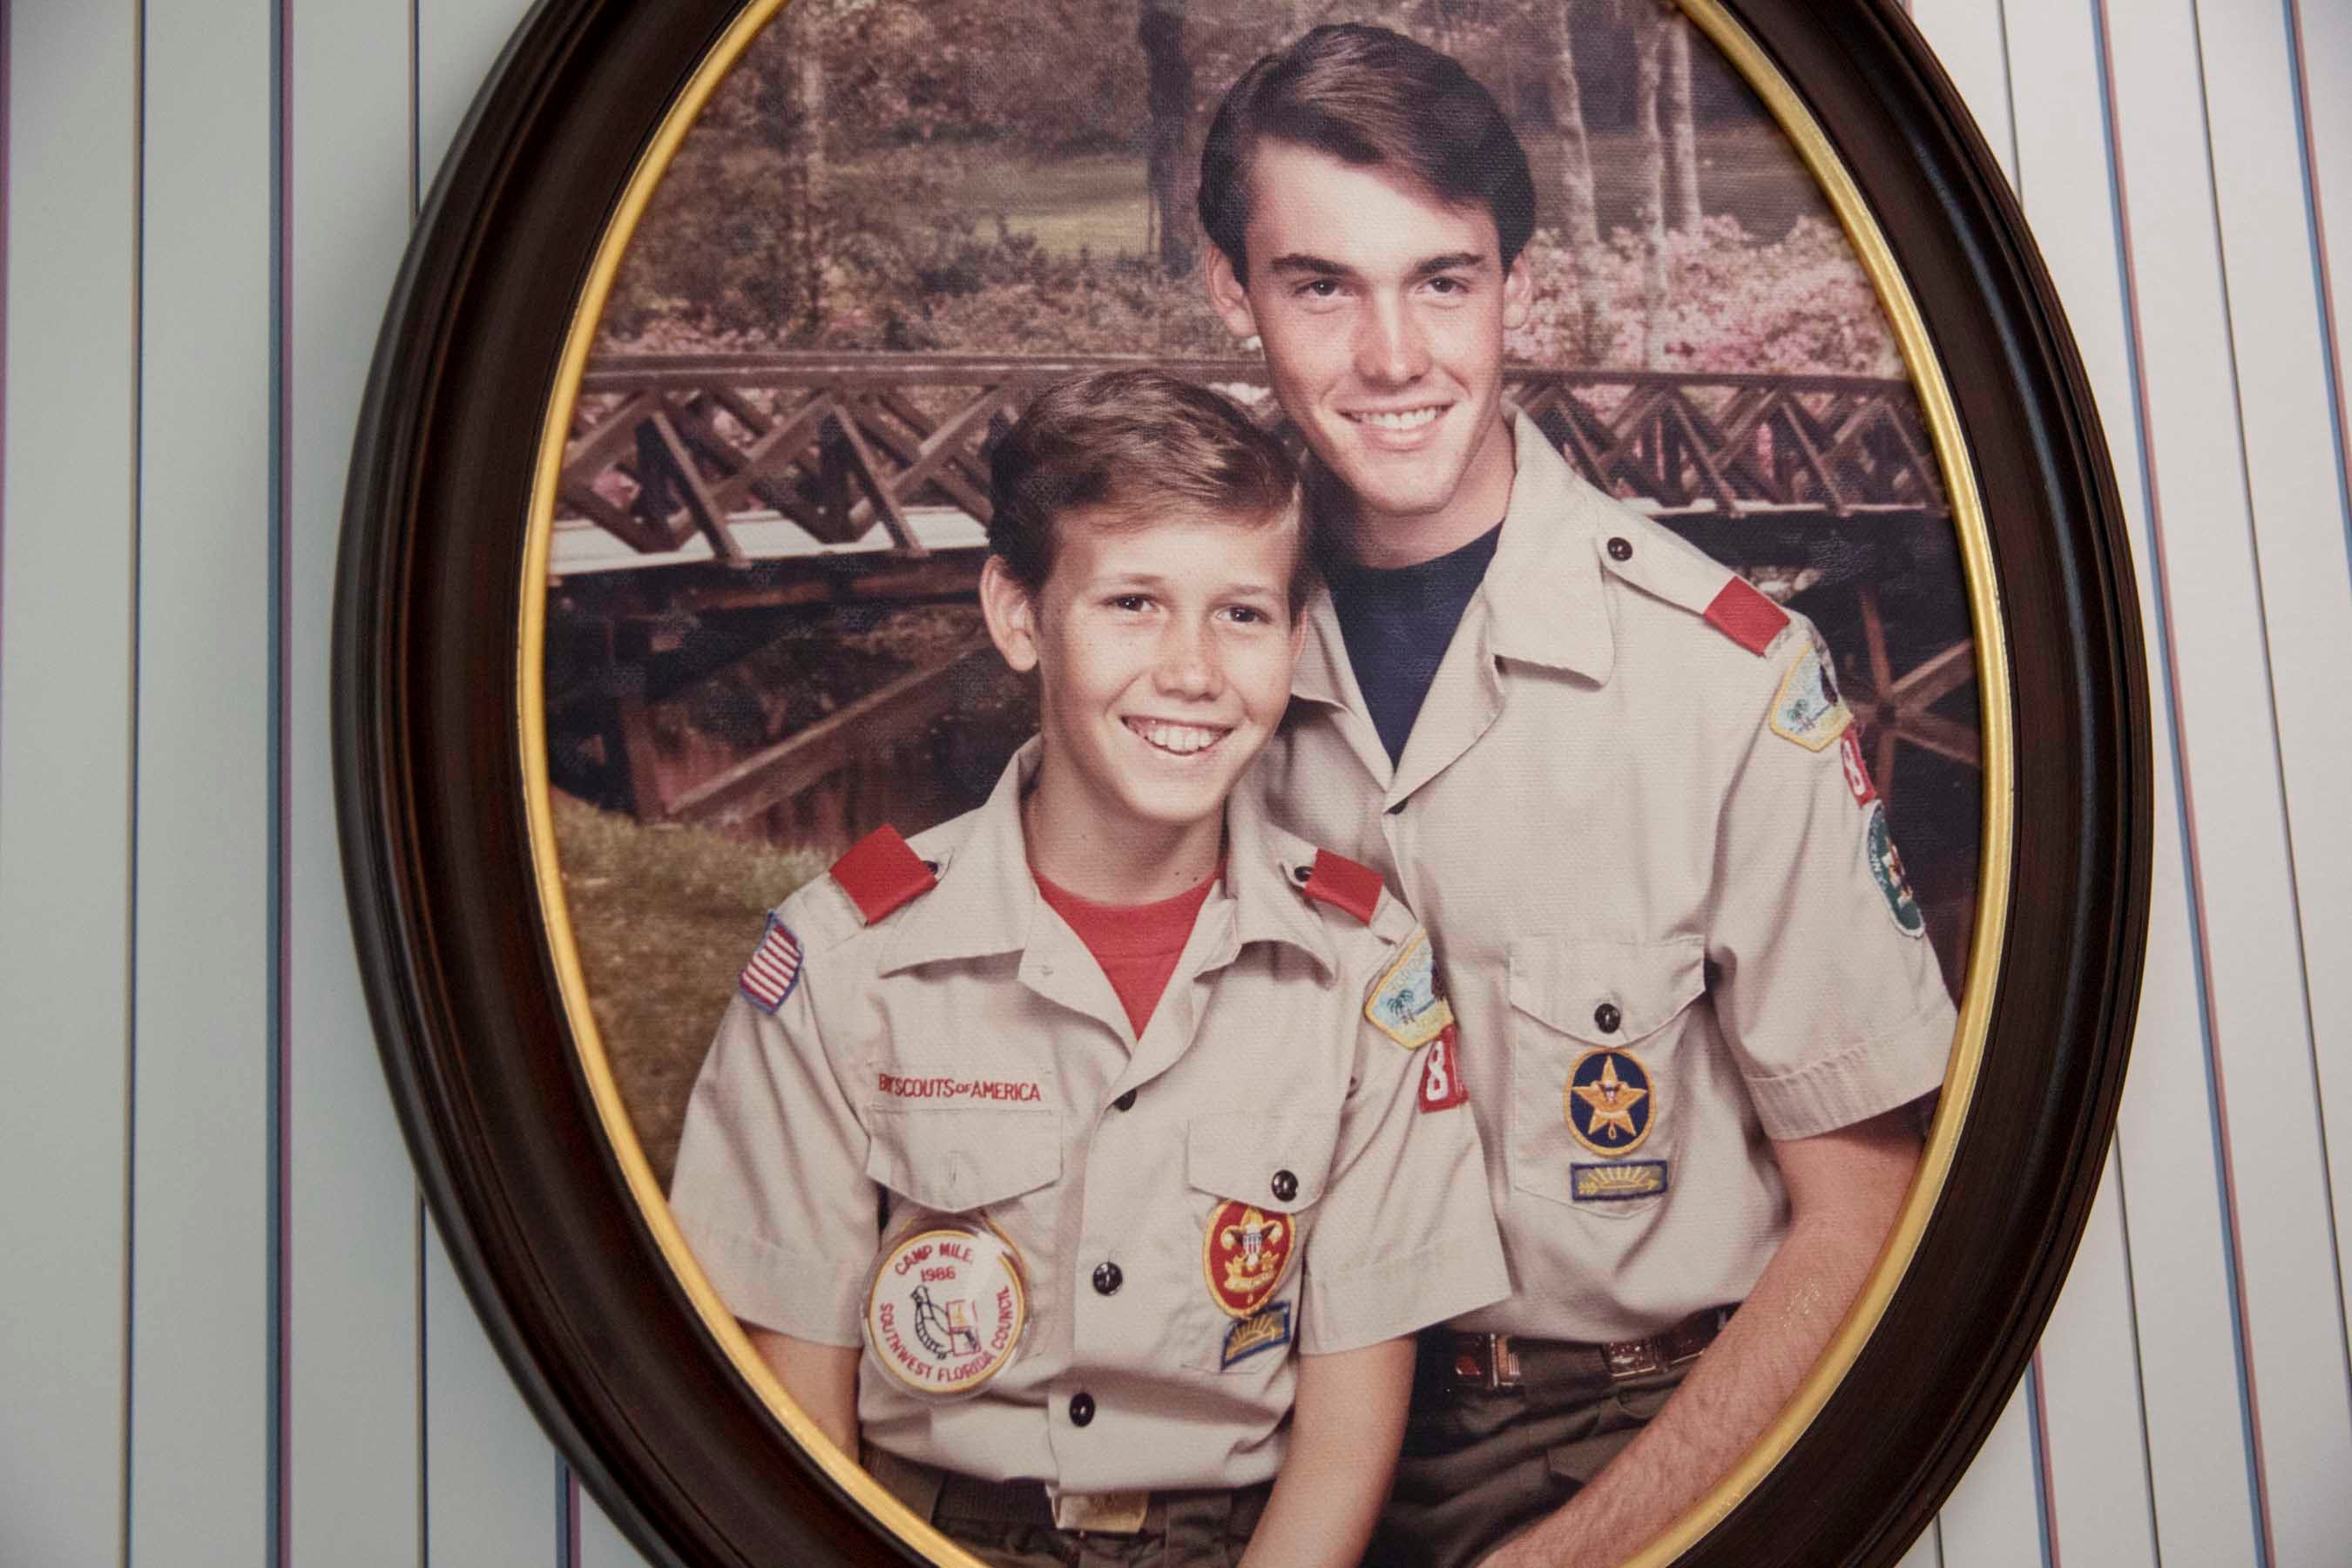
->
[1505,935,1705,1218]
[1176,1115,1337,1374]
[862,1105,1062,1218]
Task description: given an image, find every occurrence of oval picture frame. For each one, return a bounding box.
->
[334,2,2152,1565]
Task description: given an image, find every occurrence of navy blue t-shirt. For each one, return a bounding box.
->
[1328,521,1504,766]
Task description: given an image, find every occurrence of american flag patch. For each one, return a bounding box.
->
[737,918,804,1013]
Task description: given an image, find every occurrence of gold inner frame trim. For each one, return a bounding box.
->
[514,1,2014,1563]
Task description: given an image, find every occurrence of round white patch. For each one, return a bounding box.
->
[862,1222,1030,1401]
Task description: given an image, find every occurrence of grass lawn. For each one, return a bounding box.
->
[553,789,829,1190]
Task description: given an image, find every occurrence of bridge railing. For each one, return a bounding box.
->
[558,352,1948,567]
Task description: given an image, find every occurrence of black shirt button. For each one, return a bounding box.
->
[1092,1262,1123,1295]
[1271,1169,1299,1202]
[1069,1392,1096,1427]
[1607,537,1633,562]
[1594,1002,1623,1034]
[1112,1089,1137,1112]
[1292,864,1313,883]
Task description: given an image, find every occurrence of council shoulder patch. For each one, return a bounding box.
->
[1366,929,1455,1048]
[1767,637,1853,752]
[1866,801,1927,937]
[1564,1048,1655,1156]
[862,1222,1029,1401]
[1220,1301,1293,1369]
[737,916,803,1014]
[1203,1201,1296,1319]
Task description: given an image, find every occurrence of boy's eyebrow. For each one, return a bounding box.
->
[1264,250,1490,280]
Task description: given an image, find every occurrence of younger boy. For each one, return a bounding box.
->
[669,368,1510,1567]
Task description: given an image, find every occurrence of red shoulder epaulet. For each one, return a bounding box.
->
[1701,577,1789,657]
[1297,848,1383,924]
[828,826,937,924]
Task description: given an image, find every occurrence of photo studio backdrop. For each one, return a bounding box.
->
[3,2,2348,1565]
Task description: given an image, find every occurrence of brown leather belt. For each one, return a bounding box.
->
[1424,1306,1733,1397]
[871,1450,1274,1537]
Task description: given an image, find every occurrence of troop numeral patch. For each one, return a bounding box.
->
[1418,1023,1469,1112]
[1573,1161,1670,1203]
[1838,730,1878,808]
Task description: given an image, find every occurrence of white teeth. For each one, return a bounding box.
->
[1133,721,1224,754]
[1354,407,1443,431]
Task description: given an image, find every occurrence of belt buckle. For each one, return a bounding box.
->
[1603,1334,1668,1382]
[1050,1489,1151,1533]
[1452,1332,1521,1392]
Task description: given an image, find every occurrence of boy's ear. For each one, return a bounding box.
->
[978,555,1042,673]
[1502,252,1534,332]
[1205,245,1260,341]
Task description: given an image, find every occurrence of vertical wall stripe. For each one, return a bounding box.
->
[2024,1358,2060,1568]
[268,0,294,1556]
[120,7,145,1561]
[2085,2,2271,1555]
[2186,0,2352,1433]
[0,0,10,694]
[2283,0,2352,577]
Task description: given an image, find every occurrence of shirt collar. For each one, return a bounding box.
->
[1289,407,1617,703]
[878,740,1335,978]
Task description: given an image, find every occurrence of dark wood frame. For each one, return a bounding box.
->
[333,1,2150,1564]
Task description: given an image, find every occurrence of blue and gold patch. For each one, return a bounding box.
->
[1564,1048,1655,1156]
[1866,801,1927,937]
[1573,1160,1670,1203]
[1767,638,1852,752]
[1220,1301,1292,1369]
[1366,929,1455,1048]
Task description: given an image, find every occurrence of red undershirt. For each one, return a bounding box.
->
[1032,866,1220,1037]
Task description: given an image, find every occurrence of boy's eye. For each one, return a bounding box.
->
[1109,594,1152,612]
[1297,278,1344,301]
[1426,275,1468,296]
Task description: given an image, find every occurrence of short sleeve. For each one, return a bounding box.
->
[667,936,877,1346]
[1296,927,1511,1354]
[1708,627,1958,1141]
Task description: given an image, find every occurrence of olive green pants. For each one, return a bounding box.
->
[1365,1362,1691,1568]
[866,1448,1272,1568]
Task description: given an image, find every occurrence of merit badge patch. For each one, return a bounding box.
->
[1866,801,1927,937]
[1837,730,1878,807]
[1564,1049,1655,1156]
[1203,1201,1296,1319]
[1573,1160,1670,1203]
[1768,639,1853,753]
[737,917,804,1014]
[862,1222,1029,1401]
[1418,1023,1470,1113]
[1220,1301,1293,1369]
[1367,930,1455,1048]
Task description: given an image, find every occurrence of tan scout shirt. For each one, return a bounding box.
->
[1247,412,1958,1345]
[669,740,1509,1492]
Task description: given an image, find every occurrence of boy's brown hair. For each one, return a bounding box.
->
[986,368,1310,615]
[1198,24,1536,284]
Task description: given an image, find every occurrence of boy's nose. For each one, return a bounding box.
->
[1356,296,1431,386]
[1154,622,1220,697]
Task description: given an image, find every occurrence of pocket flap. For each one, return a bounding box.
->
[1185,1115,1338,1214]
[1506,936,1705,1044]
[862,1106,1061,1214]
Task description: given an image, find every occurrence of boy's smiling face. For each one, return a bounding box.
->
[982,509,1304,884]
[1206,140,1531,567]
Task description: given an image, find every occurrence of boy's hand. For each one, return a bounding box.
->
[1240,1336,1416,1568]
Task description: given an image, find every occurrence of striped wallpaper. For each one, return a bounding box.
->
[2,1,2346,1565]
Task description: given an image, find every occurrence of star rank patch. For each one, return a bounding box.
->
[1418,1023,1470,1112]
[1565,1048,1655,1156]
[736,916,804,1013]
[1866,802,1927,937]
[1367,930,1455,1049]
[1768,638,1853,752]
[1220,1301,1292,1369]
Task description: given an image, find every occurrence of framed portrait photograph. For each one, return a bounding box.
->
[334,2,2151,1565]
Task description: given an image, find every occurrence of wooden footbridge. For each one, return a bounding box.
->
[546,353,1972,838]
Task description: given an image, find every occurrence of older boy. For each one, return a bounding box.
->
[1200,26,1957,1568]
[669,369,1509,1568]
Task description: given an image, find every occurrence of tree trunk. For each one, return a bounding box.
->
[1546,1,1611,362]
[1140,0,1196,277]
[1665,12,1702,233]
[781,12,828,330]
[1634,3,1671,369]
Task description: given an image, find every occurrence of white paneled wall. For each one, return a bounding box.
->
[3,2,2346,1564]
